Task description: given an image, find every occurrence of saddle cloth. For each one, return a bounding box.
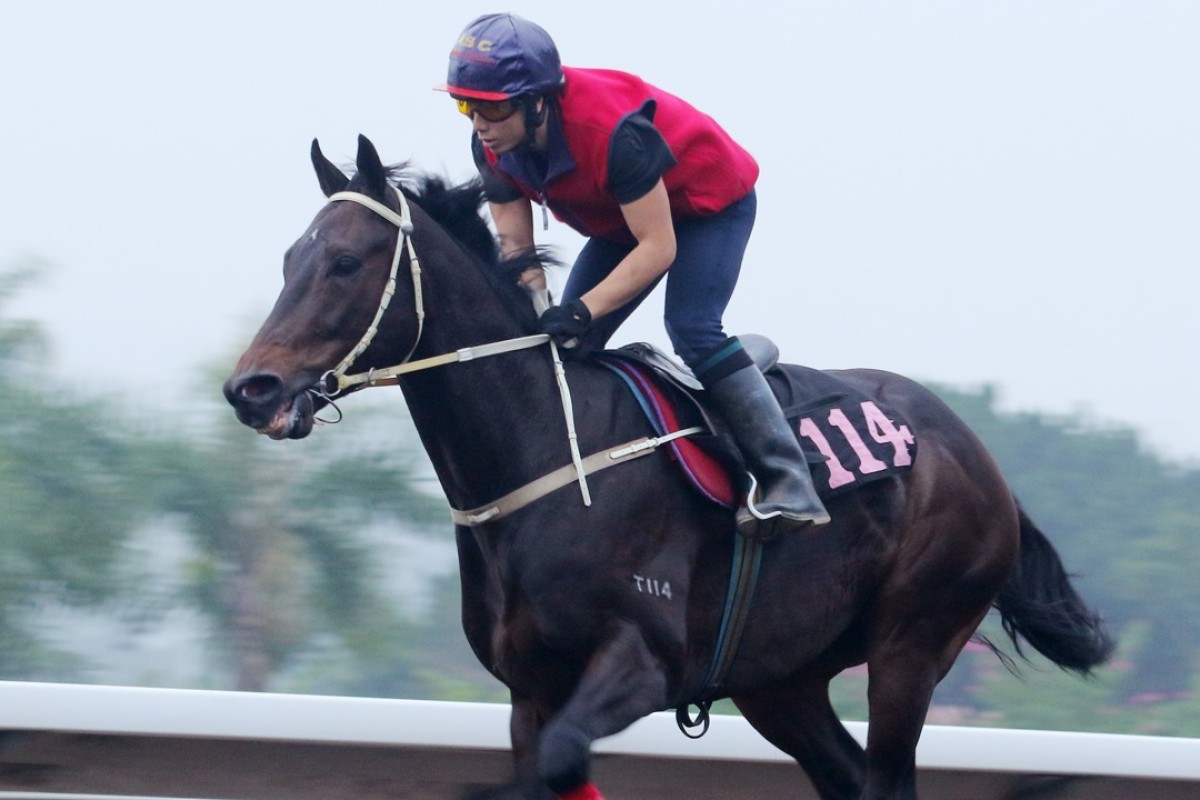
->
[597,343,917,507]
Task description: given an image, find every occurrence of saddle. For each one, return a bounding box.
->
[596,336,917,507]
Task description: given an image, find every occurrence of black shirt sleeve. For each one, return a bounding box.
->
[471,135,525,204]
[606,99,678,205]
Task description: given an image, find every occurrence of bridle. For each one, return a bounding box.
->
[308,186,605,510]
[305,184,704,520]
[315,189,421,398]
[313,188,550,400]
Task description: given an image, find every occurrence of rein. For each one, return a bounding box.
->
[315,188,552,397]
[312,188,707,516]
[317,189,555,397]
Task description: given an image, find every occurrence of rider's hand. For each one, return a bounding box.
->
[538,298,592,347]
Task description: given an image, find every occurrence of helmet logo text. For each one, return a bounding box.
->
[456,34,494,53]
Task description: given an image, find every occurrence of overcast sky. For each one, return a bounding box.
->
[3,2,1197,463]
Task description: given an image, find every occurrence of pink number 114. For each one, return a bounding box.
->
[797,401,914,490]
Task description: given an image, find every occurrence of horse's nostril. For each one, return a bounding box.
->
[230,374,283,407]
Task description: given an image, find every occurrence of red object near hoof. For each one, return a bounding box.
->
[558,782,604,800]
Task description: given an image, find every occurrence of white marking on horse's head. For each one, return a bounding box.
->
[309,228,320,242]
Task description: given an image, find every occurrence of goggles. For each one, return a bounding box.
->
[455,96,520,123]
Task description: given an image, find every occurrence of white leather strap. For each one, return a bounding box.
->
[449,427,705,526]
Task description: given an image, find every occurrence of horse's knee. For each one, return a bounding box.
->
[537,719,592,795]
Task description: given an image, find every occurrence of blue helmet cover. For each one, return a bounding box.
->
[444,13,563,100]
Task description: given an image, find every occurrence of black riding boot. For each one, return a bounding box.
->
[705,364,831,538]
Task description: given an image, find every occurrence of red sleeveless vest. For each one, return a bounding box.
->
[486,67,759,241]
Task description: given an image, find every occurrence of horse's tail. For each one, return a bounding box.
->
[992,502,1116,675]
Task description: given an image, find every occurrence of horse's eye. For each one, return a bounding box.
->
[330,255,362,277]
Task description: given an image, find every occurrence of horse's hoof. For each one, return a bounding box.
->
[463,782,554,800]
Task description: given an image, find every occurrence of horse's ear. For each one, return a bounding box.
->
[354,134,390,201]
[311,139,349,197]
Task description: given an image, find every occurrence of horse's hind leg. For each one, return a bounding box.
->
[859,655,938,799]
[861,604,994,800]
[732,674,866,800]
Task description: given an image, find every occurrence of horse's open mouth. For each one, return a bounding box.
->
[256,391,315,440]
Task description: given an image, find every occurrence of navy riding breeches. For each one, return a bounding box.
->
[561,189,757,370]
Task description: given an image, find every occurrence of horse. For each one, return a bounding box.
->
[224,135,1113,800]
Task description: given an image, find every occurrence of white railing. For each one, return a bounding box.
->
[1,681,1198,799]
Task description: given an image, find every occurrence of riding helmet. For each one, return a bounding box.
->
[439,13,564,100]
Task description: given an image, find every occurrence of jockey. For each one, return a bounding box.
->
[437,13,829,537]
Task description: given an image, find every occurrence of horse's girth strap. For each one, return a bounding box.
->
[449,427,704,527]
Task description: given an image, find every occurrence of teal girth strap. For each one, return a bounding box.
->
[675,533,764,739]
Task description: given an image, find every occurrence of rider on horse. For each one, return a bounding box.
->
[438,13,830,537]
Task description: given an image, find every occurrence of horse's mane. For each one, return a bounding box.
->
[384,165,499,266]
[367,164,557,330]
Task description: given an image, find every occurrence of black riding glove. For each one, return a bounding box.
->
[539,298,592,347]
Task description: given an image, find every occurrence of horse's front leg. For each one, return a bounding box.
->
[509,691,545,786]
[536,619,669,798]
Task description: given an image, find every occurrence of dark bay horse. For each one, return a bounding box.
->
[224,135,1113,800]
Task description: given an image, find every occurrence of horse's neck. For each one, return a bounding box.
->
[396,247,578,511]
[402,348,576,511]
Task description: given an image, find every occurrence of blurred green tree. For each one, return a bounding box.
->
[924,384,1200,734]
[0,259,154,676]
[150,371,448,691]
